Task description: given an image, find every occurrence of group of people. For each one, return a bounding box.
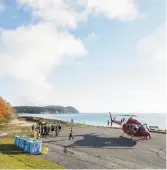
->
[32,123,74,140]
[32,123,62,137]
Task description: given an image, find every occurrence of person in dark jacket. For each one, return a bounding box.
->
[55,125,58,137]
[51,125,54,136]
[47,125,50,135]
[58,124,61,133]
[41,125,44,135]
[32,124,35,131]
[69,128,74,140]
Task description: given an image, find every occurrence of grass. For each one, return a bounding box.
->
[0,121,88,169]
[0,126,32,138]
[150,130,167,134]
[0,137,64,169]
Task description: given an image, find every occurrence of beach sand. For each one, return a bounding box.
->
[38,126,166,169]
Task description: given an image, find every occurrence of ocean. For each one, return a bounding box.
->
[19,113,167,130]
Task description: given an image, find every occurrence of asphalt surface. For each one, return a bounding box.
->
[39,127,166,169]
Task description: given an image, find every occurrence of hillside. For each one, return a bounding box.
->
[14,105,79,114]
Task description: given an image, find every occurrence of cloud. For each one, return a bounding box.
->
[0,0,5,11]
[83,0,139,21]
[136,24,166,89]
[17,0,88,30]
[0,0,165,113]
[0,0,139,106]
[134,23,166,112]
[0,23,86,105]
[17,0,139,28]
[71,23,166,113]
[138,24,166,65]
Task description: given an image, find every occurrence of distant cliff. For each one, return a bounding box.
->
[14,105,79,114]
[65,106,79,113]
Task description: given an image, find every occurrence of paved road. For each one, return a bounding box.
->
[39,127,166,169]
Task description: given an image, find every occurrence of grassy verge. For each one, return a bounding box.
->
[0,137,64,169]
[150,130,167,134]
[0,125,32,138]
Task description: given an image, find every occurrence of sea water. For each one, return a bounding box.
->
[19,113,167,130]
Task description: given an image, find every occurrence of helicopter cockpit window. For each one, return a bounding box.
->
[134,125,137,131]
[138,125,145,131]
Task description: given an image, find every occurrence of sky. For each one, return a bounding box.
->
[0,0,166,113]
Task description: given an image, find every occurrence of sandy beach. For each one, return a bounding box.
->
[38,126,166,169]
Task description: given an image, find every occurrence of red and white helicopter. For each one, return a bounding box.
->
[109,112,151,140]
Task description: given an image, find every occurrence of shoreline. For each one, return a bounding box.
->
[18,113,167,131]
[20,115,97,128]
[20,115,167,134]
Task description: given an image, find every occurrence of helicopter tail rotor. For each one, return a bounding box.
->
[109,112,113,126]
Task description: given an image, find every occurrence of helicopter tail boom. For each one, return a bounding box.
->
[109,112,122,126]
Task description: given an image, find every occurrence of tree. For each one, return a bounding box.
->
[0,97,16,123]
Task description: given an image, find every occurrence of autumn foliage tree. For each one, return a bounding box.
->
[0,97,16,123]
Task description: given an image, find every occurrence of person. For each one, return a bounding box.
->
[44,125,47,135]
[32,124,34,131]
[41,125,44,135]
[51,125,54,136]
[107,120,109,126]
[47,124,50,135]
[34,128,40,140]
[58,124,61,134]
[55,125,58,137]
[69,128,74,140]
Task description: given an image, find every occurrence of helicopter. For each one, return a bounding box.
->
[109,112,151,140]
